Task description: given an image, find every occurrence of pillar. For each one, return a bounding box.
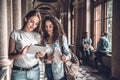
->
[61,12,68,35]
[86,0,90,33]
[73,0,86,56]
[0,1,11,80]
[68,0,72,45]
[21,0,33,20]
[60,0,68,36]
[7,0,13,37]
[112,0,120,79]
[0,0,10,68]
[13,0,22,30]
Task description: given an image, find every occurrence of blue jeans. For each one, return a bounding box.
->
[11,66,40,80]
[45,64,66,80]
[45,64,54,80]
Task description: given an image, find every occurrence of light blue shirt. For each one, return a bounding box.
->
[45,35,71,80]
[97,36,109,52]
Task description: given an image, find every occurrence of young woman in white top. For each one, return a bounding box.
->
[9,10,46,80]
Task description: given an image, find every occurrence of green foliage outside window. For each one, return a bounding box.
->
[107,0,112,51]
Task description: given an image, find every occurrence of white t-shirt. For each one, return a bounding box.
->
[11,29,41,68]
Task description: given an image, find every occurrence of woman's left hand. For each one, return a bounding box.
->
[36,51,46,58]
[61,54,68,62]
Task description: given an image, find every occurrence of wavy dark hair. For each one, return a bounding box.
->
[41,16,66,44]
[82,32,88,39]
[22,10,41,32]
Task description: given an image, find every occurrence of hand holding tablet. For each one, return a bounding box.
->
[27,44,47,54]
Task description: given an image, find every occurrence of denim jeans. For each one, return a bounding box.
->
[11,66,40,80]
[45,64,54,80]
[45,64,66,80]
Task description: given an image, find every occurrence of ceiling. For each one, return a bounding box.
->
[34,0,71,18]
[37,0,57,3]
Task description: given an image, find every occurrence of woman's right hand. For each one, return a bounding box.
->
[20,46,30,55]
[45,54,54,62]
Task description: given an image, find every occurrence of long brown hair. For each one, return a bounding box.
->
[22,10,41,32]
[41,16,66,44]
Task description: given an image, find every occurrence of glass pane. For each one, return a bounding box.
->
[96,21,101,42]
[94,5,101,48]
[107,18,112,51]
[107,0,113,17]
[106,0,113,51]
[96,5,101,20]
[94,20,101,48]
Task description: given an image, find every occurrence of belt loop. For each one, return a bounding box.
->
[31,67,33,70]
[20,67,22,71]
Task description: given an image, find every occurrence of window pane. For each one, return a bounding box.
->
[94,5,101,48]
[107,0,113,17]
[106,0,113,51]
[107,18,112,51]
[96,21,101,42]
[96,5,101,20]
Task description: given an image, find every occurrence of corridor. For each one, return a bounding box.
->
[0,0,120,80]
[39,62,111,80]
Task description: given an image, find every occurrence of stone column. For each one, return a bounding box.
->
[61,12,68,34]
[86,0,90,32]
[73,0,86,56]
[0,0,10,67]
[21,0,27,21]
[60,0,68,36]
[112,0,120,79]
[68,0,71,45]
[7,0,13,37]
[13,0,22,30]
[21,0,33,19]
[0,1,11,80]
[26,0,33,11]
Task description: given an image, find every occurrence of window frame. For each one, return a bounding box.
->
[93,0,112,51]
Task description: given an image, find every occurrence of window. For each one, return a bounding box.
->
[105,0,112,51]
[93,0,112,51]
[94,5,101,48]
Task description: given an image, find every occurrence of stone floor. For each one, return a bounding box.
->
[76,65,111,80]
[39,62,111,80]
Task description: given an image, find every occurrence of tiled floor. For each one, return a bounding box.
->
[39,62,111,80]
[76,65,111,80]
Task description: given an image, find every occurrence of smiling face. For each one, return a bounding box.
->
[24,16,40,32]
[45,20,54,36]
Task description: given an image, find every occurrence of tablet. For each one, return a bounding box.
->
[27,44,47,54]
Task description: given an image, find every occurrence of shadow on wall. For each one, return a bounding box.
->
[111,77,119,80]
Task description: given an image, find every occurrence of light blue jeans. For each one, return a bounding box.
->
[11,66,40,80]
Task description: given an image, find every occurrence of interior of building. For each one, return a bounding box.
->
[0,0,120,80]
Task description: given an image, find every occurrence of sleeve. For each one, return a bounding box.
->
[82,39,85,47]
[90,38,92,45]
[10,30,17,41]
[102,38,109,51]
[97,38,102,50]
[62,35,71,59]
